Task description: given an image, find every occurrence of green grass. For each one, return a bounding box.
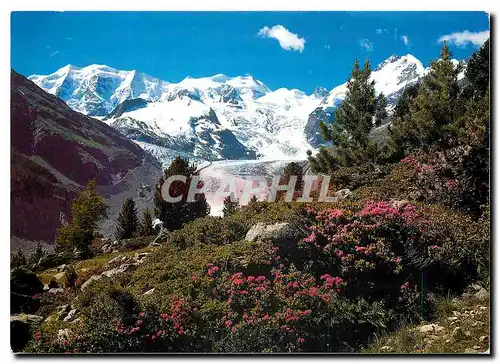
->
[37,246,154,286]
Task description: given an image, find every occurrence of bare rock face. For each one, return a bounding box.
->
[63,309,78,322]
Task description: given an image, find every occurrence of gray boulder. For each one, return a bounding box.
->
[245,222,307,264]
[63,309,78,322]
[48,287,64,294]
[80,275,103,292]
[475,288,489,300]
[334,188,353,200]
[56,304,71,320]
[245,222,306,245]
[101,263,135,278]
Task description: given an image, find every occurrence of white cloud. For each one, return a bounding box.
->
[258,25,305,52]
[438,30,489,47]
[376,28,388,35]
[359,38,373,52]
[400,35,410,46]
[324,44,331,50]
[49,50,59,58]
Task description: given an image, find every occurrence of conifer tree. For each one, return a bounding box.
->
[465,38,489,97]
[154,156,210,231]
[391,42,460,151]
[310,58,386,170]
[222,193,239,217]
[115,198,139,240]
[139,209,155,237]
[387,83,421,158]
[307,148,339,174]
[55,180,108,258]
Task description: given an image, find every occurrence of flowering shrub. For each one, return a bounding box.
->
[195,264,386,352]
[400,152,489,217]
[300,200,430,312]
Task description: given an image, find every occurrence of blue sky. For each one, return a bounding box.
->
[11,11,489,93]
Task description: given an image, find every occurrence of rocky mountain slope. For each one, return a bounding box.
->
[11,70,162,248]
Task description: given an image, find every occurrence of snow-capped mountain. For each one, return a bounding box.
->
[29,65,169,116]
[29,66,326,161]
[29,53,455,163]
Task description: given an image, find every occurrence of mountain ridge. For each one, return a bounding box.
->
[28,53,461,163]
[11,70,162,246]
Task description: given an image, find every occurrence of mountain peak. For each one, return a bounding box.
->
[375,54,401,70]
[312,86,329,98]
[209,73,230,82]
[54,64,77,75]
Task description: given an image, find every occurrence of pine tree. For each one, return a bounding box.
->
[465,38,489,97]
[310,58,386,169]
[307,148,339,174]
[374,93,388,127]
[55,180,108,258]
[154,156,210,231]
[115,198,139,240]
[389,43,461,153]
[11,247,27,269]
[222,194,239,217]
[387,83,421,158]
[139,209,155,237]
[70,180,108,232]
[414,43,460,148]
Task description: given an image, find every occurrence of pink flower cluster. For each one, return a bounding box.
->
[301,201,424,278]
[199,263,344,344]
[115,316,144,336]
[320,274,344,289]
[401,156,434,173]
[445,179,458,189]
[207,264,220,277]
[360,200,420,224]
[159,298,195,336]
